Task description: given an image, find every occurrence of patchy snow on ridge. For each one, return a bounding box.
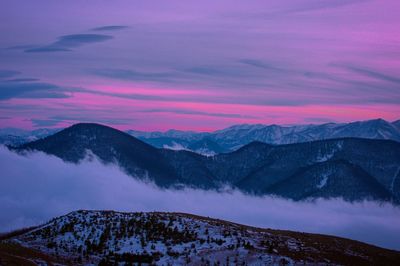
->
[8,210,399,266]
[317,174,329,189]
[162,142,188,151]
[11,211,297,266]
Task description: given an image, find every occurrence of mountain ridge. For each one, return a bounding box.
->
[2,118,400,154]
[14,123,400,203]
[2,210,400,265]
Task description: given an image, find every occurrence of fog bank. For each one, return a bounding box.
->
[0,146,399,250]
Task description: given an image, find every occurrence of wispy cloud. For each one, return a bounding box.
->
[91,25,129,31]
[91,68,174,82]
[49,115,135,126]
[4,78,40,83]
[278,0,370,15]
[30,119,62,127]
[25,34,113,53]
[0,81,76,100]
[232,0,370,20]
[335,64,400,84]
[183,66,236,77]
[142,108,257,118]
[238,59,286,72]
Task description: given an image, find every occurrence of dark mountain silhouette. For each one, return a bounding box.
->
[16,123,400,203]
[18,123,179,187]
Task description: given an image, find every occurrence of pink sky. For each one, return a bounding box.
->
[0,0,399,130]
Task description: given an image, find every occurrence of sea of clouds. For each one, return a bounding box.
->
[1,146,399,250]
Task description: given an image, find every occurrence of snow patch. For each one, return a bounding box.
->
[194,148,216,157]
[163,142,189,151]
[317,175,329,189]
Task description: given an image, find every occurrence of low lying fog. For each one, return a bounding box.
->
[1,146,399,250]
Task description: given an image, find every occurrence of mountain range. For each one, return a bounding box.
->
[2,119,400,156]
[129,118,400,154]
[15,123,400,204]
[1,210,399,265]
[0,128,60,147]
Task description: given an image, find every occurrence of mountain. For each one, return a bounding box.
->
[126,119,400,152]
[393,120,400,131]
[138,137,190,151]
[0,134,27,147]
[207,118,400,150]
[0,127,60,146]
[187,138,228,156]
[3,118,400,153]
[324,119,400,140]
[16,123,400,203]
[2,210,399,265]
[17,123,186,187]
[127,129,206,142]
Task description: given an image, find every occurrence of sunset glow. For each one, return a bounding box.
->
[1,0,399,130]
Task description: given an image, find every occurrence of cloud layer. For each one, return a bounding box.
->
[0,146,399,250]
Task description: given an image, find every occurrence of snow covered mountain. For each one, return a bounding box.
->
[2,119,399,153]
[2,210,399,265]
[16,123,400,203]
[128,119,400,153]
[127,129,207,141]
[187,138,228,156]
[393,120,400,131]
[0,128,60,146]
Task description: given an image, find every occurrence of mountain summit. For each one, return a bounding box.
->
[19,123,180,186]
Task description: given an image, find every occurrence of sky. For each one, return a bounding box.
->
[1,146,400,250]
[0,0,399,131]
